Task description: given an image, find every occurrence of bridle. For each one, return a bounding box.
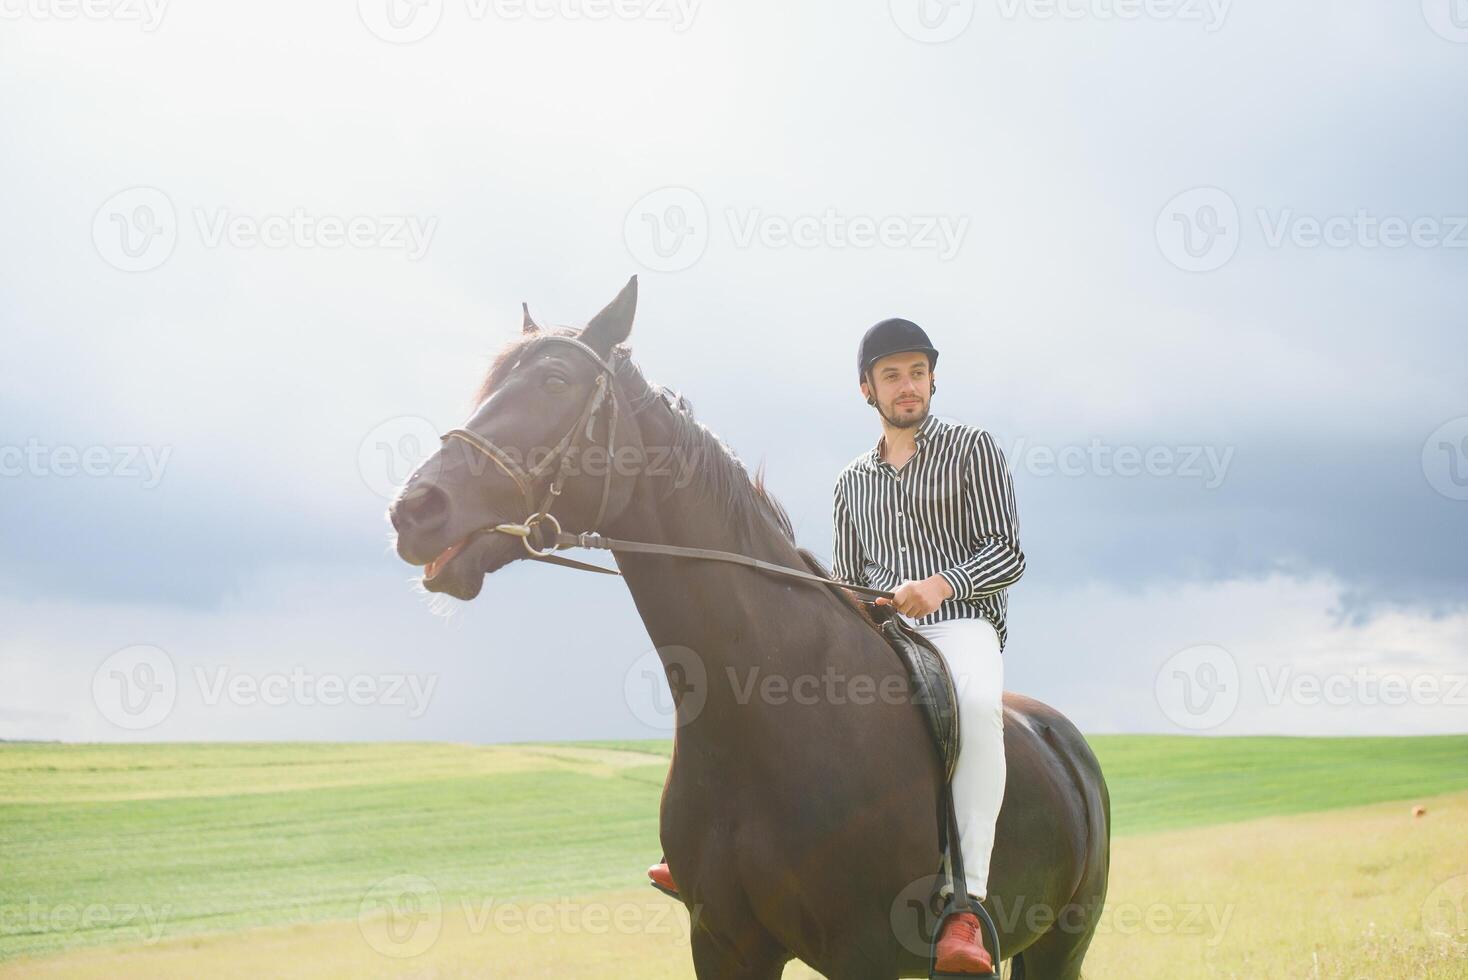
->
[436,335,896,599]
[441,335,623,562]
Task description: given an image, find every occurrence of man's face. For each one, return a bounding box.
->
[861,351,934,428]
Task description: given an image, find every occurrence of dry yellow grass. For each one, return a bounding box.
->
[5,790,1465,979]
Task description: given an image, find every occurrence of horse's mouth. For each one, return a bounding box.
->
[423,538,470,582]
[421,530,521,600]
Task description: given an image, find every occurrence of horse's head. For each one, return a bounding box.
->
[388,277,645,600]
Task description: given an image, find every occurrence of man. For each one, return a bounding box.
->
[647,318,1024,976]
[832,317,1024,975]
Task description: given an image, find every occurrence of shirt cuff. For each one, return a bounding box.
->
[936,567,972,603]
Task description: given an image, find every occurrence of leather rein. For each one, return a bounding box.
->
[438,335,895,601]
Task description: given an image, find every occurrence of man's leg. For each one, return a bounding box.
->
[908,616,1006,900]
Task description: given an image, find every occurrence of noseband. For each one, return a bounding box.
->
[435,335,896,600]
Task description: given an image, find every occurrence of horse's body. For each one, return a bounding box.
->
[611,401,1110,979]
[389,279,1110,979]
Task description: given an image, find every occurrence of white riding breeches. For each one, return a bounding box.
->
[901,614,1006,901]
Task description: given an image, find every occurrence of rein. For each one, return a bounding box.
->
[438,335,896,601]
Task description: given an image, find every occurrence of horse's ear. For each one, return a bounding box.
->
[580,276,637,355]
[521,302,539,334]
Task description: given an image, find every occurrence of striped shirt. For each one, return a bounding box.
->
[832,412,1025,649]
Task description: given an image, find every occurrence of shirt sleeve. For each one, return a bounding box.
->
[936,430,1026,602]
[831,477,868,588]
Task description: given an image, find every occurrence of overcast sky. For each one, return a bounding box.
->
[2,0,1465,742]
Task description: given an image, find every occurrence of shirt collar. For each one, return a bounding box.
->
[870,413,944,465]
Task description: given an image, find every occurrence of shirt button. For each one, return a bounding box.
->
[897,512,904,518]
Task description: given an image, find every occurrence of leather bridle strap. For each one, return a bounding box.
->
[442,336,621,532]
[550,529,896,600]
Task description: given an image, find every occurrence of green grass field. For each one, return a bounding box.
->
[3,736,1467,977]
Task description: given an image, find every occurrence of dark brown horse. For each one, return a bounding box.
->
[389,278,1110,979]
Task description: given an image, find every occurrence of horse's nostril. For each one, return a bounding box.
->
[391,483,449,533]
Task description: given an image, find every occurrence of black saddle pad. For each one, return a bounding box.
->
[871,607,961,782]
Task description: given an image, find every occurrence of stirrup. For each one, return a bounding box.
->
[929,895,1000,980]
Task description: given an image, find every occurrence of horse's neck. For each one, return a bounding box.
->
[603,433,846,736]
[607,471,810,645]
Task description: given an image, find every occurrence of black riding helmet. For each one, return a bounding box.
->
[858,318,939,380]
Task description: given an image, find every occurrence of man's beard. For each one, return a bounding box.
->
[880,393,929,429]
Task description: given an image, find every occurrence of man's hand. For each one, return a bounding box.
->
[875,574,954,618]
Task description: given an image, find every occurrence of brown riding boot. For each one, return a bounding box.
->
[933,910,995,977]
[647,862,679,899]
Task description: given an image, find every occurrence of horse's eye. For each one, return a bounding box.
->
[544,374,570,393]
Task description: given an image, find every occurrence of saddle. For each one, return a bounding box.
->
[867,603,1002,978]
[869,605,960,783]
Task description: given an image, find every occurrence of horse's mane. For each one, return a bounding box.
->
[474,327,878,629]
